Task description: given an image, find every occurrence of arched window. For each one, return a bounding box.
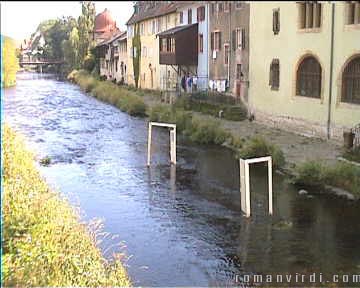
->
[296,56,322,98]
[342,55,360,104]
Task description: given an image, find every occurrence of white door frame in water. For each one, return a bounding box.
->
[239,156,273,217]
[147,122,176,166]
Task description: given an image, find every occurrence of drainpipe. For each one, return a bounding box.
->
[327,3,335,139]
[227,4,231,92]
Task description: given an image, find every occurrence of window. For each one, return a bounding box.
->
[236,64,242,80]
[197,6,205,22]
[211,3,215,15]
[115,59,118,72]
[160,38,167,52]
[199,34,203,53]
[296,56,322,98]
[171,38,176,53]
[179,11,183,24]
[188,9,192,24]
[224,2,230,12]
[218,2,223,13]
[211,31,221,51]
[157,18,161,32]
[235,28,245,49]
[346,2,360,25]
[269,59,280,90]
[152,20,156,34]
[235,1,243,9]
[298,2,322,29]
[143,46,147,58]
[224,44,230,65]
[140,23,145,35]
[273,9,280,35]
[342,55,360,104]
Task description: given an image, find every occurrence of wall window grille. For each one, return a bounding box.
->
[273,9,280,34]
[298,2,322,29]
[296,56,322,98]
[342,56,360,104]
[269,59,280,90]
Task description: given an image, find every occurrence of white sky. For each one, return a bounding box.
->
[1,1,134,42]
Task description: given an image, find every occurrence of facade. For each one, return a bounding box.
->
[97,31,128,84]
[126,2,178,89]
[209,1,250,103]
[165,1,209,91]
[249,2,360,139]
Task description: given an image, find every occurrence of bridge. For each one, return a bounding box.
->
[19,59,64,73]
[19,60,64,65]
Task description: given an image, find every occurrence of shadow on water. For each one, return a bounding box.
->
[4,72,360,287]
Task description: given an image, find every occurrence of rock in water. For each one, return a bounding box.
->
[298,189,308,195]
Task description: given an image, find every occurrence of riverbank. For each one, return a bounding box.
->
[2,125,131,286]
[68,70,360,198]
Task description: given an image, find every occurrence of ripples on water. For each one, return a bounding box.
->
[4,72,360,287]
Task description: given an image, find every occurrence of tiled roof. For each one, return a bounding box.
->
[126,2,178,25]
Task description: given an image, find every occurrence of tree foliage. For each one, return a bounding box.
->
[2,35,19,88]
[28,1,96,74]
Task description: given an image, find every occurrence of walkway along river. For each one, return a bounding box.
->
[4,72,360,286]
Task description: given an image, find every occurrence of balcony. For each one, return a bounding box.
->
[157,23,198,66]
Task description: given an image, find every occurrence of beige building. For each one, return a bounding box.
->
[126,2,178,89]
[249,2,360,140]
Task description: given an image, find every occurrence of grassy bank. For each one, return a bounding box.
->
[68,70,146,117]
[2,125,131,287]
[293,160,360,196]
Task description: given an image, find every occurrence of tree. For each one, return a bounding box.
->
[77,1,96,66]
[2,36,19,88]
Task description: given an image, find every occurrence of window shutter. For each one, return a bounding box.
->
[218,32,222,50]
[211,32,214,50]
[232,30,236,50]
[269,64,273,86]
[241,28,246,49]
[276,11,280,32]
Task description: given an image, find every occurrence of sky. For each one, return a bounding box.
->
[0,1,134,42]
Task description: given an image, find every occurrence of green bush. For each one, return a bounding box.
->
[343,147,360,163]
[2,126,130,286]
[294,160,360,195]
[294,161,325,188]
[188,118,230,145]
[238,136,285,168]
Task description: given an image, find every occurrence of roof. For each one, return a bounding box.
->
[126,2,178,25]
[96,31,126,47]
[156,23,197,37]
[95,8,117,33]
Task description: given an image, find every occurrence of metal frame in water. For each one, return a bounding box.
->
[147,122,177,166]
[240,156,273,217]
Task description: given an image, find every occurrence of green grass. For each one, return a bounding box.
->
[149,104,230,145]
[343,146,360,163]
[294,160,360,196]
[174,97,248,121]
[68,70,146,117]
[237,136,285,169]
[2,125,131,287]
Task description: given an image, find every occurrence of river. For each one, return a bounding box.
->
[4,72,360,287]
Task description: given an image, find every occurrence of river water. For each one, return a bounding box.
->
[4,72,360,287]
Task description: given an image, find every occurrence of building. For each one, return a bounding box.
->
[126,1,178,89]
[249,2,360,139]
[94,8,120,45]
[97,31,127,83]
[208,1,250,103]
[158,1,209,91]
